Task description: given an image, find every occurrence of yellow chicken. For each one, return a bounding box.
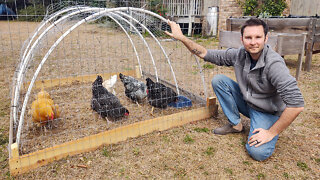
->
[30,87,60,125]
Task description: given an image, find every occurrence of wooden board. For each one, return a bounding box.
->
[218,30,243,48]
[276,33,307,56]
[24,69,136,90]
[9,97,217,175]
[227,18,311,34]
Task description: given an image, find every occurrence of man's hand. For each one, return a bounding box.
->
[164,20,185,41]
[164,19,207,58]
[248,107,304,148]
[248,128,277,147]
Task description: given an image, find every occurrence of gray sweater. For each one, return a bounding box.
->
[204,45,304,116]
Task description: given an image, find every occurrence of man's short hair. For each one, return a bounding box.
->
[240,18,269,37]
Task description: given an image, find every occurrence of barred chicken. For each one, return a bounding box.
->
[146,77,178,115]
[91,75,129,123]
[119,73,148,106]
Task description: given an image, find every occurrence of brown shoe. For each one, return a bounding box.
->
[213,124,244,135]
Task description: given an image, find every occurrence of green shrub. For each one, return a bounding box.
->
[148,0,167,17]
[237,0,287,16]
[237,0,258,16]
[18,4,46,21]
[260,0,287,16]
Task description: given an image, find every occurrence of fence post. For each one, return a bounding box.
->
[305,18,316,71]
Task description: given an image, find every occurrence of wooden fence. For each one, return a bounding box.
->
[290,0,320,16]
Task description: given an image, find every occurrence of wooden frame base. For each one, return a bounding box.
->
[9,97,217,175]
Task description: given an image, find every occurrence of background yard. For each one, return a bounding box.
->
[0,20,319,179]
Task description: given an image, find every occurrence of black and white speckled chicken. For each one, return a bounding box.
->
[146,77,178,115]
[119,73,148,106]
[91,75,129,123]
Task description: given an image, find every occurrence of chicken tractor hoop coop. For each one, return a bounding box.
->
[9,5,218,175]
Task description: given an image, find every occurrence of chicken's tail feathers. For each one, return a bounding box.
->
[93,75,103,85]
[110,74,117,85]
[146,77,154,87]
[119,73,124,80]
[111,74,117,81]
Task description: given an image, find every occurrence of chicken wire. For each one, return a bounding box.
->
[4,2,218,158]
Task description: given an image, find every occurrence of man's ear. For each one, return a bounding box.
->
[265,34,269,43]
[240,36,243,44]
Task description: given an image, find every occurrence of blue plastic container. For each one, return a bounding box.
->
[168,95,192,108]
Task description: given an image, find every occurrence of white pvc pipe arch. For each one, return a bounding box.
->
[15,7,170,145]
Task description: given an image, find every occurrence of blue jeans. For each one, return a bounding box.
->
[211,74,280,161]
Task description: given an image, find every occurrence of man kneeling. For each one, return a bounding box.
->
[165,18,304,161]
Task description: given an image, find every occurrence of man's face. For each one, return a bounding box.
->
[241,25,268,59]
